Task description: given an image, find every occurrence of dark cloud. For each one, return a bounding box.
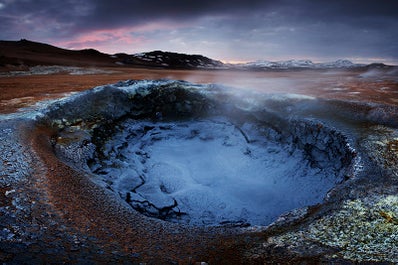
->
[90,0,271,18]
[0,0,397,63]
[1,0,397,31]
[66,0,280,32]
[1,0,274,32]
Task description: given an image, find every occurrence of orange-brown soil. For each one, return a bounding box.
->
[1,67,397,114]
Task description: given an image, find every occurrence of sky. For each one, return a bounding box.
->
[0,0,397,64]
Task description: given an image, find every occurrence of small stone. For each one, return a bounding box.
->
[5,189,15,196]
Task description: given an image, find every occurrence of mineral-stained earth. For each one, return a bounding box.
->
[1,67,398,264]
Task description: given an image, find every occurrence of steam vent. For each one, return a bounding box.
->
[2,79,398,264]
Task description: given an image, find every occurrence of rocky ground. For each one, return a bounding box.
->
[1,67,398,264]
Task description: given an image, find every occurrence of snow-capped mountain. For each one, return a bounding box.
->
[116,50,225,69]
[317,59,360,68]
[239,59,365,69]
[243,59,314,69]
[1,39,389,72]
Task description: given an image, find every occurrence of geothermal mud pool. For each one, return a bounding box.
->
[2,79,398,263]
[87,118,351,227]
[50,80,354,227]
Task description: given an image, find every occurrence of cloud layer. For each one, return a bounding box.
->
[1,0,397,63]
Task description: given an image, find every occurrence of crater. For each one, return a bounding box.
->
[88,118,352,226]
[45,80,356,227]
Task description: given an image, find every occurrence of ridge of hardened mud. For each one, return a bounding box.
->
[37,82,216,128]
[321,99,398,128]
[30,81,358,263]
[44,82,356,223]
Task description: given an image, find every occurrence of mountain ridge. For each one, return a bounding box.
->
[0,39,393,71]
[0,39,224,70]
[237,59,366,70]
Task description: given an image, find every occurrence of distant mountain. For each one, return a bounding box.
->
[117,50,225,69]
[0,39,224,70]
[238,59,367,70]
[317,59,359,68]
[242,59,314,69]
[0,39,116,68]
[0,39,393,71]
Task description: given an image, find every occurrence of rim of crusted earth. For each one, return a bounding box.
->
[34,80,358,262]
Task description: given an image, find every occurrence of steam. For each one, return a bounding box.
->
[359,67,398,80]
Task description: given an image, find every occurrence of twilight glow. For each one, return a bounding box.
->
[0,0,397,64]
